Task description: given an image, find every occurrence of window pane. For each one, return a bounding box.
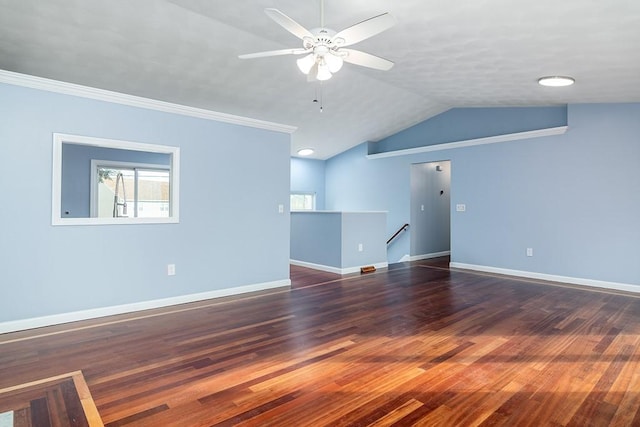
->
[97,168,134,218]
[96,167,169,218]
[290,193,315,210]
[137,169,170,218]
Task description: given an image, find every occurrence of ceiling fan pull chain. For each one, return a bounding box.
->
[313,83,323,112]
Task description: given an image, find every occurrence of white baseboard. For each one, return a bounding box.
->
[449,262,640,294]
[291,259,389,275]
[404,251,451,262]
[0,279,291,334]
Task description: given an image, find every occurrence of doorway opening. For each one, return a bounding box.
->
[409,160,451,260]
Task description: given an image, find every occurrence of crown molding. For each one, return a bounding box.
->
[0,69,297,134]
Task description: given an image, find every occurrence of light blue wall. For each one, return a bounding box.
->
[0,82,291,323]
[326,144,411,262]
[327,104,640,286]
[61,144,171,218]
[291,212,342,267]
[290,157,326,210]
[341,212,387,268]
[370,106,568,154]
[290,211,387,269]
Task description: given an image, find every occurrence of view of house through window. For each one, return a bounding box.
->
[95,165,170,218]
[290,193,315,211]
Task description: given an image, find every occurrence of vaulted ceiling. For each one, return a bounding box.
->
[1,0,639,159]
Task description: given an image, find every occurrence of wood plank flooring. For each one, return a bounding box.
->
[2,260,640,426]
[0,371,102,426]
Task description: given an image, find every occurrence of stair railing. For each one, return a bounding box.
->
[387,223,409,245]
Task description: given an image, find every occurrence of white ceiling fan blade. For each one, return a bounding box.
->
[265,8,314,40]
[333,13,397,47]
[239,48,308,59]
[341,49,394,71]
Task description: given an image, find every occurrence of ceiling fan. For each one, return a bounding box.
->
[239,1,396,81]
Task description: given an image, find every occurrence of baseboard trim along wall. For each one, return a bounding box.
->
[450,262,640,294]
[291,259,389,275]
[0,279,291,334]
[399,251,451,262]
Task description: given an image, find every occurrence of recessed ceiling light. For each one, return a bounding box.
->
[297,148,314,156]
[538,76,575,87]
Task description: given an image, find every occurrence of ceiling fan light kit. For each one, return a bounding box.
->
[239,1,396,82]
[297,54,316,74]
[323,51,344,73]
[316,62,333,81]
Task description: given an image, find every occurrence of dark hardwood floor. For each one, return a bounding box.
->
[290,264,342,289]
[2,260,640,426]
[0,371,101,426]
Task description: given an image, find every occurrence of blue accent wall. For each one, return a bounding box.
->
[0,82,291,323]
[370,106,568,154]
[290,157,326,210]
[327,104,640,286]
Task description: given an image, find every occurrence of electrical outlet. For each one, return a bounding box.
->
[526,248,533,257]
[278,204,284,213]
[456,204,466,212]
[358,243,363,252]
[167,264,176,276]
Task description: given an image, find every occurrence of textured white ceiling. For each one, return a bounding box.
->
[0,0,639,159]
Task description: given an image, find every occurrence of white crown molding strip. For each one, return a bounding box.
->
[450,262,640,294]
[0,279,291,334]
[366,126,568,159]
[0,69,297,134]
[291,259,389,275]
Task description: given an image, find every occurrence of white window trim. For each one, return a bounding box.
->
[52,133,180,226]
